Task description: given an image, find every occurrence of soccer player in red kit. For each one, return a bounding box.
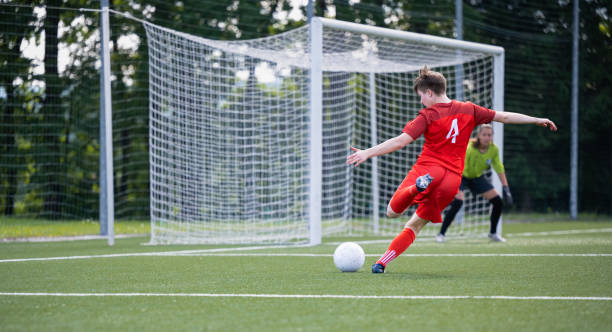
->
[346,66,557,273]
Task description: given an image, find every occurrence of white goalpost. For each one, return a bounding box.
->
[144,17,504,245]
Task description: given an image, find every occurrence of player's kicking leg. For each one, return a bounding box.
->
[374,173,434,273]
[372,213,430,273]
[374,166,459,273]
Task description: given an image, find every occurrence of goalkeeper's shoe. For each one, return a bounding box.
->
[488,233,507,242]
[415,173,434,192]
[371,263,385,274]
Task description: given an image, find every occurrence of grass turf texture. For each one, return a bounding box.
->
[0,213,604,239]
[0,218,149,238]
[0,220,611,331]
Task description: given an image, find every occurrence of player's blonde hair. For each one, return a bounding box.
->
[413,65,447,95]
[471,124,494,149]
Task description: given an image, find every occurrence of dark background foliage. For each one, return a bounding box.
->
[0,0,609,220]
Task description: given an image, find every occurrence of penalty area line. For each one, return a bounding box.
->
[2,252,612,263]
[508,228,612,237]
[0,292,611,301]
[326,227,612,246]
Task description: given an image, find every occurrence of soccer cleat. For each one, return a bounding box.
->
[436,233,446,243]
[415,173,433,192]
[488,233,507,242]
[371,263,385,274]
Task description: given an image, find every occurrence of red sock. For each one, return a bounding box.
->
[389,185,419,214]
[376,228,416,267]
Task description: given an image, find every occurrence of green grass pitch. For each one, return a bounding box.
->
[1,220,611,331]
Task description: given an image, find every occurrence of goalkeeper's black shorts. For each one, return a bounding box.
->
[460,175,493,195]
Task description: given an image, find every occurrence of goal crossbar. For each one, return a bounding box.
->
[317,18,504,56]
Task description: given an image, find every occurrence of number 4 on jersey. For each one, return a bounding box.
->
[446,118,459,143]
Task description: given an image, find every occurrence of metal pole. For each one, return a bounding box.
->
[455,0,464,100]
[455,0,465,227]
[570,0,579,220]
[100,0,114,245]
[308,18,323,245]
[455,0,463,41]
[307,0,313,23]
[492,52,505,235]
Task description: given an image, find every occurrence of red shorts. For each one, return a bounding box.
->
[388,163,461,223]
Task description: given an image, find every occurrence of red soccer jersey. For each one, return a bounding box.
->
[402,100,496,175]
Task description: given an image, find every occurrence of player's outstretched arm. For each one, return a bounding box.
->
[347,133,414,167]
[493,111,557,131]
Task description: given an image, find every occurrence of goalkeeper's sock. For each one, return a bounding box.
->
[388,185,419,214]
[489,196,503,233]
[376,228,416,267]
[439,198,463,235]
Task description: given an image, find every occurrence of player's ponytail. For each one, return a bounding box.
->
[414,65,446,95]
[419,65,430,77]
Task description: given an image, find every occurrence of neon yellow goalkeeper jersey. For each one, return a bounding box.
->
[463,141,505,179]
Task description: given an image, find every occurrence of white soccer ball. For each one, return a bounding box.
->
[333,242,365,272]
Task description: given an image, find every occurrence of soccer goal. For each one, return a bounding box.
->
[144,17,504,245]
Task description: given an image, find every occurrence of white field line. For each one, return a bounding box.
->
[1,252,611,263]
[327,227,612,245]
[2,227,610,245]
[171,253,612,257]
[0,292,610,301]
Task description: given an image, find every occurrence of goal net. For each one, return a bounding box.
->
[144,18,504,245]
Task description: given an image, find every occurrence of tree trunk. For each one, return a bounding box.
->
[1,33,20,215]
[2,78,17,215]
[111,33,131,212]
[0,3,37,216]
[42,0,63,219]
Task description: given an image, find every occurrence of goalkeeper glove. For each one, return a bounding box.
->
[502,186,513,206]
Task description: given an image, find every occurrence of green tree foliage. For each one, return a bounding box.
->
[0,1,37,216]
[462,0,610,213]
[462,0,573,211]
[578,0,611,213]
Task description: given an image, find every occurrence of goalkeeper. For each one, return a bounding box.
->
[436,124,512,242]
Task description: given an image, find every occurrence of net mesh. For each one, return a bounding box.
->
[145,21,496,244]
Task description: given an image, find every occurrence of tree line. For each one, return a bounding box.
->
[0,0,609,220]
